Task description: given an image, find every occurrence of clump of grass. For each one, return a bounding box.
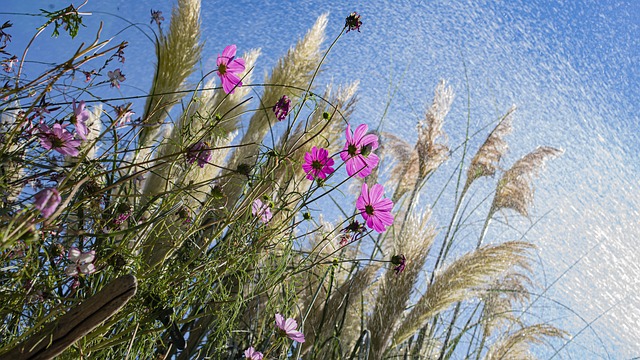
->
[0,3,571,360]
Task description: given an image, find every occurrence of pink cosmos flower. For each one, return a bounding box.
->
[72,99,90,140]
[273,95,291,121]
[34,187,61,218]
[216,45,245,94]
[107,68,126,88]
[302,146,335,180]
[186,141,212,168]
[244,347,263,360]
[340,124,379,178]
[275,313,305,343]
[356,183,394,233]
[38,123,82,157]
[65,247,96,276]
[252,198,272,224]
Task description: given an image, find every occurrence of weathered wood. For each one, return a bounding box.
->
[0,274,137,360]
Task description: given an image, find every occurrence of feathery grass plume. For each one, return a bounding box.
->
[492,146,563,217]
[82,104,103,160]
[221,13,328,209]
[0,106,24,207]
[392,241,534,347]
[139,0,202,149]
[390,80,453,202]
[367,211,436,360]
[481,270,532,338]
[483,324,567,360]
[465,105,515,191]
[416,79,453,179]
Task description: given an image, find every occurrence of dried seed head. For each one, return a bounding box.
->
[466,105,515,189]
[492,146,563,217]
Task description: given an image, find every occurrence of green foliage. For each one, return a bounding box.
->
[38,4,84,39]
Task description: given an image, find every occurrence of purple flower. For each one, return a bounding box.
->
[302,146,335,180]
[340,124,379,178]
[72,99,90,140]
[244,347,263,360]
[252,198,272,224]
[150,10,164,26]
[356,183,394,233]
[38,123,82,157]
[273,95,291,121]
[275,313,305,343]
[107,68,126,88]
[391,254,406,275]
[114,104,135,127]
[186,141,212,168]
[34,187,61,218]
[65,247,96,276]
[345,12,362,33]
[216,45,245,94]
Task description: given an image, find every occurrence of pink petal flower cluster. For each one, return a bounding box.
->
[38,123,82,157]
[65,247,96,276]
[72,99,90,140]
[34,187,61,218]
[340,124,379,178]
[273,95,291,121]
[275,313,305,343]
[217,45,245,94]
[244,347,263,360]
[356,183,394,233]
[302,146,335,180]
[252,198,272,224]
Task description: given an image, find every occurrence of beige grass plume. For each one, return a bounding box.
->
[83,104,103,160]
[465,105,515,191]
[392,241,534,347]
[484,324,567,360]
[492,146,563,217]
[390,80,453,202]
[139,0,203,148]
[367,211,436,360]
[481,270,532,338]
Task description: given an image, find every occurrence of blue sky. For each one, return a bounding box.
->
[3,0,639,358]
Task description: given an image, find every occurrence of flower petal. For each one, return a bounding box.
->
[78,250,95,264]
[275,313,285,329]
[287,330,306,343]
[226,58,245,73]
[65,265,78,277]
[221,44,237,60]
[68,247,81,262]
